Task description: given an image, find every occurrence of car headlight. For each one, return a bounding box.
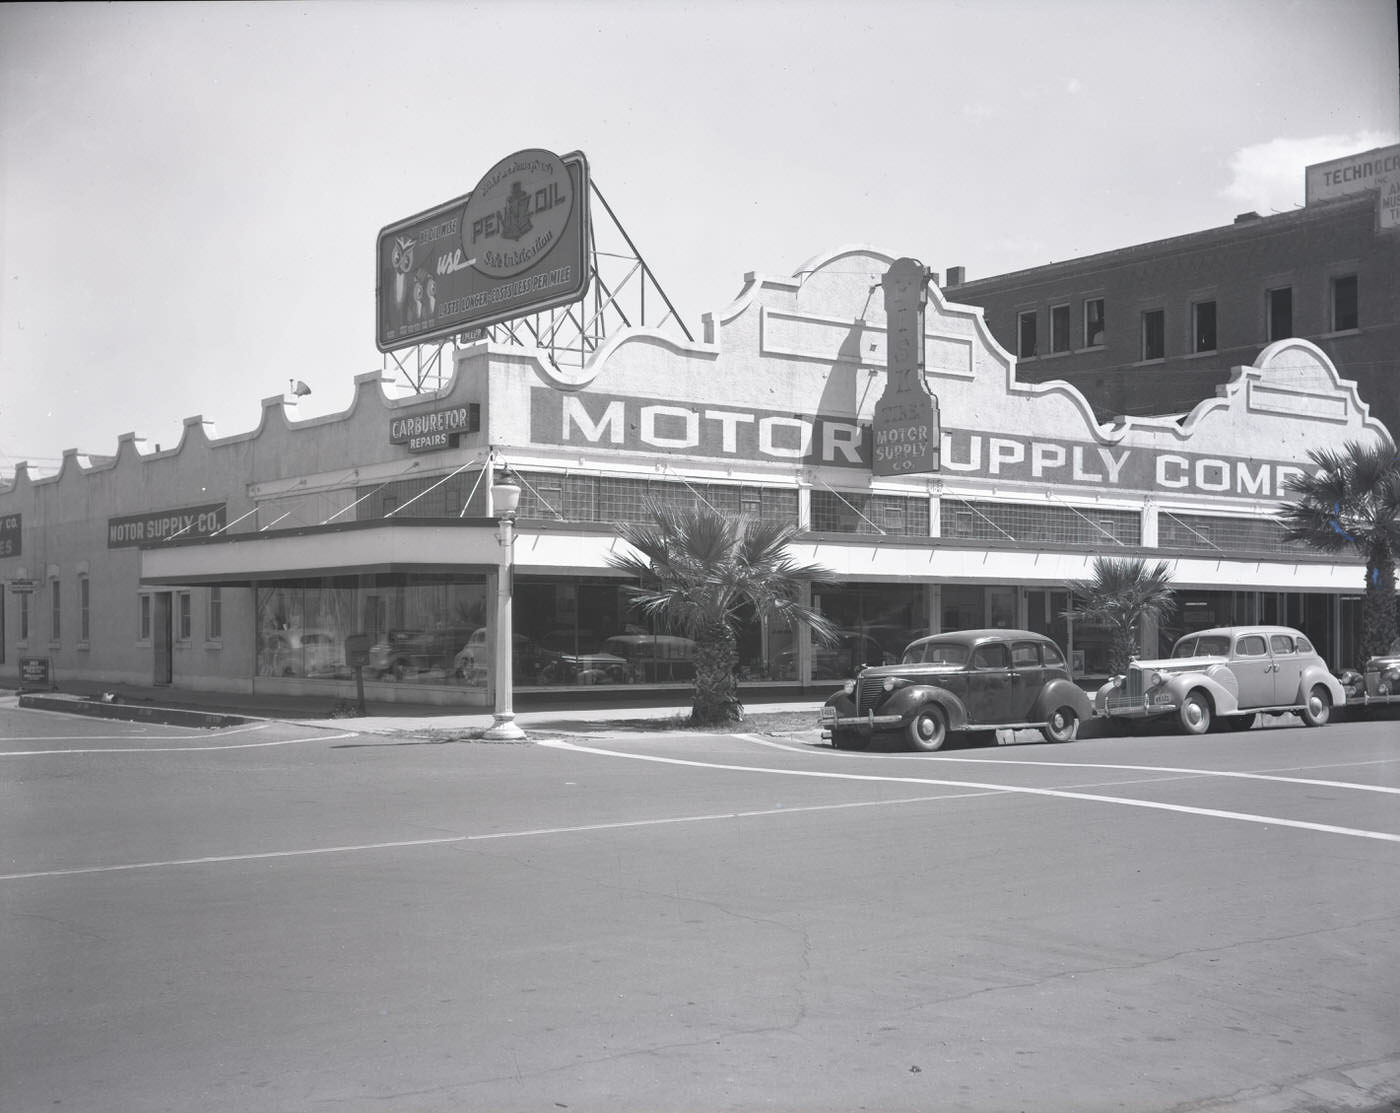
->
[883,678,897,692]
[1149,670,1165,688]
[841,680,855,696]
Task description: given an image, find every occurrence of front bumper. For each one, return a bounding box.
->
[1096,693,1177,719]
[818,705,903,738]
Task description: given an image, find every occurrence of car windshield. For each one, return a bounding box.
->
[903,642,969,666]
[1173,635,1229,658]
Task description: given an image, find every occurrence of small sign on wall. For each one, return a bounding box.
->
[19,656,53,690]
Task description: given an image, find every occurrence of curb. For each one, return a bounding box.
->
[17,693,251,730]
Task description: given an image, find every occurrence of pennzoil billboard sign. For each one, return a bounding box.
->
[376,148,591,351]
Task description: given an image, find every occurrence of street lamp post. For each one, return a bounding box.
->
[484,468,526,741]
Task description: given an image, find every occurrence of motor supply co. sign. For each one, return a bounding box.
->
[531,387,1315,501]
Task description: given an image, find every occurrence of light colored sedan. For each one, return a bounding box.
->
[1095,625,1345,735]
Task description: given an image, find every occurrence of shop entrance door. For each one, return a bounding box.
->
[152,592,173,685]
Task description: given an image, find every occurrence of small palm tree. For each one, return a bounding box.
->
[1065,556,1178,675]
[1279,439,1400,661]
[608,502,839,726]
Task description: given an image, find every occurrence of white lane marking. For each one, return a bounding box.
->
[1,732,355,755]
[2,722,272,743]
[741,735,1400,795]
[0,791,1006,881]
[540,739,1400,844]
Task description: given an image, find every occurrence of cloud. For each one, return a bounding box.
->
[1221,132,1399,213]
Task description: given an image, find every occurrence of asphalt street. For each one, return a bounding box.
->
[2,700,1399,1113]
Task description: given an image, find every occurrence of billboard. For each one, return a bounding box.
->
[376,149,591,351]
[1304,143,1400,204]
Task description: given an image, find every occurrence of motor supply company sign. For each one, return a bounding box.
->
[531,388,1317,500]
[107,503,228,548]
[376,148,591,351]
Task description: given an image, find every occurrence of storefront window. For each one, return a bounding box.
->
[255,575,488,685]
[806,583,927,681]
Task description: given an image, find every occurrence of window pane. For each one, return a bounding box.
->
[1193,300,1216,352]
[1050,304,1070,353]
[1018,311,1037,357]
[1332,275,1358,331]
[1268,286,1293,340]
[1142,309,1165,360]
[1084,299,1105,347]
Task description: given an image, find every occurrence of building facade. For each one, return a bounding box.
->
[946,180,1400,435]
[0,247,1391,706]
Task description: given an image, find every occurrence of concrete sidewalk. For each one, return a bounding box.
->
[2,677,824,736]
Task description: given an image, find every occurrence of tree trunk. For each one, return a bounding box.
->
[1361,543,1399,661]
[690,620,742,726]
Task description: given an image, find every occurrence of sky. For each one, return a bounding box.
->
[1,0,1397,479]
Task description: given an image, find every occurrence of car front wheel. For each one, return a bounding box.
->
[1178,690,1212,735]
[1299,685,1332,727]
[1041,707,1078,744]
[906,705,949,752]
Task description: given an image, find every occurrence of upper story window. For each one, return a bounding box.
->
[1192,300,1217,353]
[1084,298,1105,348]
[1331,274,1358,331]
[1267,285,1293,341]
[1050,304,1070,353]
[1017,310,1038,358]
[1141,308,1165,361]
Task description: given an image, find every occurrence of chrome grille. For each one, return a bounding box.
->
[856,676,882,715]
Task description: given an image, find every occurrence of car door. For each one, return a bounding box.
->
[1008,640,1047,720]
[1231,633,1274,707]
[963,641,1012,724]
[1269,632,1305,704]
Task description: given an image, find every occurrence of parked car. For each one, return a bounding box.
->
[1336,640,1400,715]
[1094,625,1345,735]
[819,628,1093,752]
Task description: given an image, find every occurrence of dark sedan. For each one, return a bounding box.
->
[819,628,1093,752]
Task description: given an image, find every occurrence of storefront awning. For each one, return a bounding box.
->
[138,520,510,586]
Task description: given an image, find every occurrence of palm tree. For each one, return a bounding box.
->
[1065,556,1178,675]
[607,502,839,726]
[1279,439,1400,662]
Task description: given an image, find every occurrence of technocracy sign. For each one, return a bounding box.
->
[107,503,228,548]
[531,388,1316,500]
[1305,143,1400,204]
[376,149,591,351]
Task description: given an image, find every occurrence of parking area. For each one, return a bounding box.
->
[3,701,1399,1113]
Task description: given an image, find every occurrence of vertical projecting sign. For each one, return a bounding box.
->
[872,257,940,476]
